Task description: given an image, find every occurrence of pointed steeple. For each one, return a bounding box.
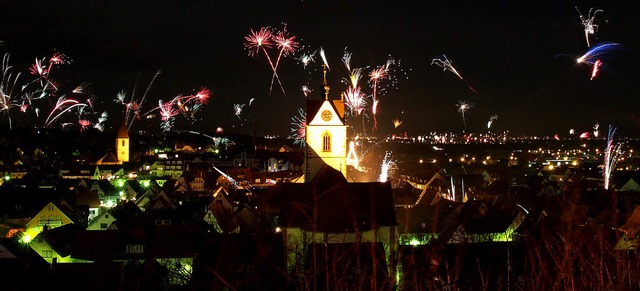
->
[117,116,129,139]
[322,64,330,100]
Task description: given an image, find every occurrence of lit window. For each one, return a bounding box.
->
[42,250,53,258]
[322,131,331,152]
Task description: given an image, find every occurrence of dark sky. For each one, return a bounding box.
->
[1,0,639,138]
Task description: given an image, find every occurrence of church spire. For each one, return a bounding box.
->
[117,115,129,138]
[322,64,330,100]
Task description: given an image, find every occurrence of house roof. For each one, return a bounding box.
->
[619,178,640,192]
[75,188,100,208]
[619,206,640,238]
[69,225,205,261]
[395,191,462,234]
[278,165,396,232]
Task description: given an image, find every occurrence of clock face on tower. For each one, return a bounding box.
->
[321,110,333,122]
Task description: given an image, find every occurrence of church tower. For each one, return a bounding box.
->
[116,117,130,164]
[304,64,348,182]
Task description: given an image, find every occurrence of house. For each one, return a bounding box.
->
[75,187,101,222]
[615,205,640,250]
[23,202,77,241]
[86,211,117,231]
[275,164,398,289]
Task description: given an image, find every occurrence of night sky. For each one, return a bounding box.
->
[1,0,639,138]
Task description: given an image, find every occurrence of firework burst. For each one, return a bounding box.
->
[576,7,604,48]
[139,86,211,132]
[369,57,394,132]
[289,107,306,147]
[392,117,402,129]
[244,25,299,98]
[431,54,478,94]
[456,100,474,131]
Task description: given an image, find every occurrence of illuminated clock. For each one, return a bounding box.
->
[321,110,333,122]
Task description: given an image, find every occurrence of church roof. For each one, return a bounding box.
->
[277,165,396,232]
[96,151,119,164]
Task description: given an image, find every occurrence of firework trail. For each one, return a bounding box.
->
[341,49,352,72]
[378,151,394,182]
[319,47,329,71]
[139,87,211,132]
[456,100,473,131]
[0,53,22,128]
[487,114,498,129]
[577,42,622,64]
[576,7,604,48]
[369,58,394,132]
[431,54,478,94]
[576,42,623,80]
[590,59,602,80]
[340,48,371,136]
[44,96,90,128]
[114,70,162,131]
[289,107,306,147]
[269,25,299,98]
[603,125,623,190]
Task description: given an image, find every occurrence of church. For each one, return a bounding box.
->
[302,64,348,182]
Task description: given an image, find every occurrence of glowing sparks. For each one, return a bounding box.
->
[343,86,367,116]
[378,151,394,182]
[298,49,317,69]
[392,118,402,129]
[233,103,245,119]
[301,85,312,97]
[346,140,359,170]
[487,114,498,129]
[603,125,623,190]
[289,107,306,147]
[576,7,604,48]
